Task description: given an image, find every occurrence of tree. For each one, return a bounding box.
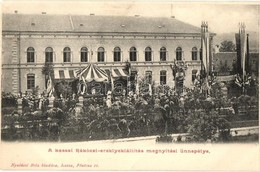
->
[187,110,231,142]
[42,62,54,88]
[219,40,236,52]
[42,62,54,77]
[55,81,73,99]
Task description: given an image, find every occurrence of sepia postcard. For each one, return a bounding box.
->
[0,0,259,171]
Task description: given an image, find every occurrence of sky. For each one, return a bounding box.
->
[2,1,259,34]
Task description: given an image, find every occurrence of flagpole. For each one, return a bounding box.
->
[246,34,250,75]
[201,21,209,96]
[206,22,210,96]
[200,22,204,93]
[241,23,247,95]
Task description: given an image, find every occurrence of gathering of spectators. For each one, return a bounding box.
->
[1,83,258,142]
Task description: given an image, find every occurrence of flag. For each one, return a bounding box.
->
[110,71,114,91]
[235,33,242,75]
[200,21,211,94]
[240,24,247,78]
[196,70,200,78]
[206,32,210,73]
[135,74,139,95]
[236,23,249,80]
[201,22,210,78]
[245,34,250,74]
[148,84,152,96]
[46,75,54,97]
[235,75,242,87]
[202,38,207,74]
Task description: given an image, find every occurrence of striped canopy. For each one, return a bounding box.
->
[111,68,128,78]
[53,64,129,82]
[54,69,77,81]
[105,68,129,79]
[76,64,109,82]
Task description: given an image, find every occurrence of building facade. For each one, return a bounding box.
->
[2,13,215,95]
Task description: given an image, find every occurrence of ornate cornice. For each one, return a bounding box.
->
[2,31,203,40]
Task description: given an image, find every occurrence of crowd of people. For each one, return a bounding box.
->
[20,91,49,113]
[2,84,258,142]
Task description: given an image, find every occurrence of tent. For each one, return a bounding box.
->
[53,64,129,95]
[53,64,129,82]
[76,64,109,82]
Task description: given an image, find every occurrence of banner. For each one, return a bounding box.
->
[110,72,114,91]
[46,75,54,97]
[135,74,139,95]
[201,23,210,77]
[240,25,247,78]
[245,34,250,74]
[235,33,242,75]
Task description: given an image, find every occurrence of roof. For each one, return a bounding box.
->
[249,52,259,59]
[214,52,237,61]
[2,13,201,34]
[214,52,259,61]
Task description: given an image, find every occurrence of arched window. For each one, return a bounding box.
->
[176,47,182,61]
[27,47,35,63]
[192,70,198,82]
[114,47,121,62]
[80,47,88,62]
[45,47,53,63]
[145,71,152,84]
[160,47,167,61]
[176,47,182,60]
[129,47,137,62]
[160,70,167,85]
[63,47,71,62]
[145,47,152,61]
[192,47,198,60]
[27,73,35,90]
[97,47,105,62]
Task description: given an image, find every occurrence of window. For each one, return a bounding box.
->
[145,47,152,61]
[192,47,198,60]
[97,47,105,62]
[114,47,121,62]
[27,47,35,63]
[160,47,167,61]
[80,47,88,62]
[145,71,152,84]
[63,47,71,62]
[27,74,35,90]
[45,47,53,63]
[160,70,167,85]
[176,47,182,61]
[192,70,198,82]
[129,47,137,61]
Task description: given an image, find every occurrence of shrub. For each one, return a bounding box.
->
[187,110,231,142]
[2,92,17,107]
